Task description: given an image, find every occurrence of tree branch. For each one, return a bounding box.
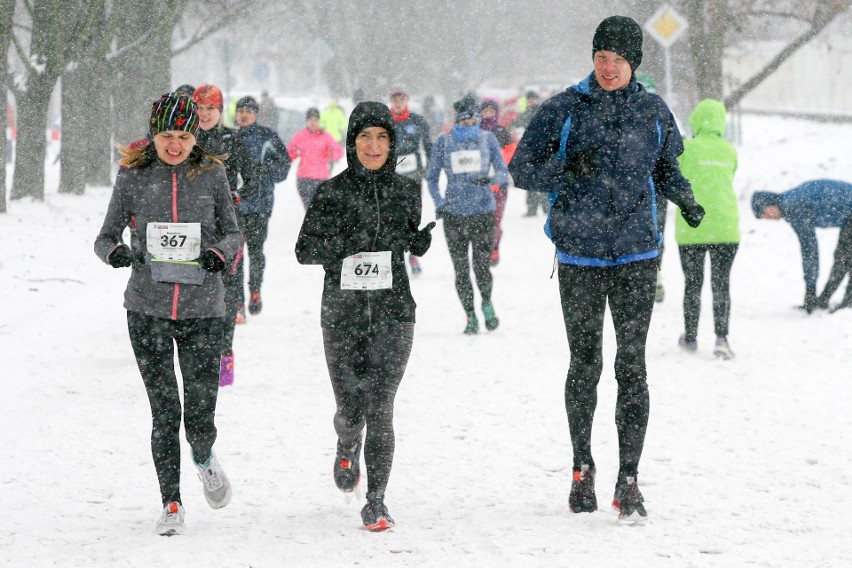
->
[171,14,232,56]
[724,6,844,109]
[10,33,37,76]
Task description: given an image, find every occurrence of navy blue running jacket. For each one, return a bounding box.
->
[509,72,699,266]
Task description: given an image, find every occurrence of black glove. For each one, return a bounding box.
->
[564,146,600,182]
[436,207,446,220]
[107,245,134,268]
[409,222,437,257]
[200,249,226,273]
[799,285,818,314]
[681,203,705,228]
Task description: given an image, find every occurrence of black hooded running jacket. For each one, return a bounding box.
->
[295,102,430,331]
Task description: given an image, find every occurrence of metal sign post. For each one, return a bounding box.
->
[644,5,688,107]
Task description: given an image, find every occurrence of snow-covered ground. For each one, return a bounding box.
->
[2,114,851,567]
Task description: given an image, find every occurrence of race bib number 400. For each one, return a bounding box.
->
[146,222,202,261]
[450,150,482,174]
[340,251,393,290]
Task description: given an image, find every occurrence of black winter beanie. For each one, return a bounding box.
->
[592,15,643,71]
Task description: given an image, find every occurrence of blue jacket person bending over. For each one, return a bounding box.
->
[509,15,704,521]
[751,179,852,313]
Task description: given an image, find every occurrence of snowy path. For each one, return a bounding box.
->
[2,115,851,567]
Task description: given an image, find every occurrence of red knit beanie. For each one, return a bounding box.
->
[193,83,224,111]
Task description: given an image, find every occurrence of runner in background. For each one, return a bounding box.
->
[193,83,252,384]
[389,88,432,275]
[427,96,508,333]
[234,96,291,318]
[479,98,514,266]
[288,107,344,209]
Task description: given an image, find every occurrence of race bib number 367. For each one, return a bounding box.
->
[340,251,393,290]
[146,222,202,261]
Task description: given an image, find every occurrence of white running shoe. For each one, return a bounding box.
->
[194,452,232,509]
[713,336,735,360]
[156,501,185,536]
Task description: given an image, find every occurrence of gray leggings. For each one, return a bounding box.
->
[322,323,414,500]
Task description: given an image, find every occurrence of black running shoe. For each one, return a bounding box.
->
[333,438,362,493]
[569,464,597,513]
[361,499,394,532]
[612,475,647,520]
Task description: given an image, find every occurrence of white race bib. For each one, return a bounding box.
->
[340,251,393,290]
[146,222,202,261]
[396,153,417,174]
[450,150,482,174]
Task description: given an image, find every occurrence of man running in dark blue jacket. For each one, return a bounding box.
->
[509,15,704,521]
[235,96,291,316]
[752,179,852,313]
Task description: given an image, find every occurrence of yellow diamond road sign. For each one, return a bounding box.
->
[644,5,688,48]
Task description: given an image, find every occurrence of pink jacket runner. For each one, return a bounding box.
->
[287,128,344,180]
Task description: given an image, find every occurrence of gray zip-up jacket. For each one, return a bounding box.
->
[94,158,242,320]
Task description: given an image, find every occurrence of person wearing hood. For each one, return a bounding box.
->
[295,102,436,532]
[675,99,739,359]
[751,180,852,313]
[94,92,241,536]
[427,96,509,334]
[509,15,705,521]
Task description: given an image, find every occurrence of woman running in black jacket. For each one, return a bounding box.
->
[296,102,435,531]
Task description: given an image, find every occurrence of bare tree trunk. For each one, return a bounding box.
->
[10,0,106,200]
[9,78,56,201]
[686,0,728,101]
[0,0,14,213]
[59,3,113,195]
[111,5,174,150]
[58,70,92,195]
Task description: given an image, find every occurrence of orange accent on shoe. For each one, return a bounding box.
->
[168,502,179,514]
[339,458,351,470]
[364,519,393,532]
[612,499,621,511]
[573,470,582,482]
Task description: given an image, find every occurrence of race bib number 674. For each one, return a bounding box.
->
[340,251,393,290]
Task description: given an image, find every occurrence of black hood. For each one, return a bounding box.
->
[345,102,397,179]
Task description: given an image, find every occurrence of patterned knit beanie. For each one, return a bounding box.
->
[149,92,199,138]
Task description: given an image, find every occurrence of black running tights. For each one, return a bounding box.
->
[127,312,221,505]
[322,323,414,501]
[678,243,739,340]
[443,212,495,313]
[558,260,656,479]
